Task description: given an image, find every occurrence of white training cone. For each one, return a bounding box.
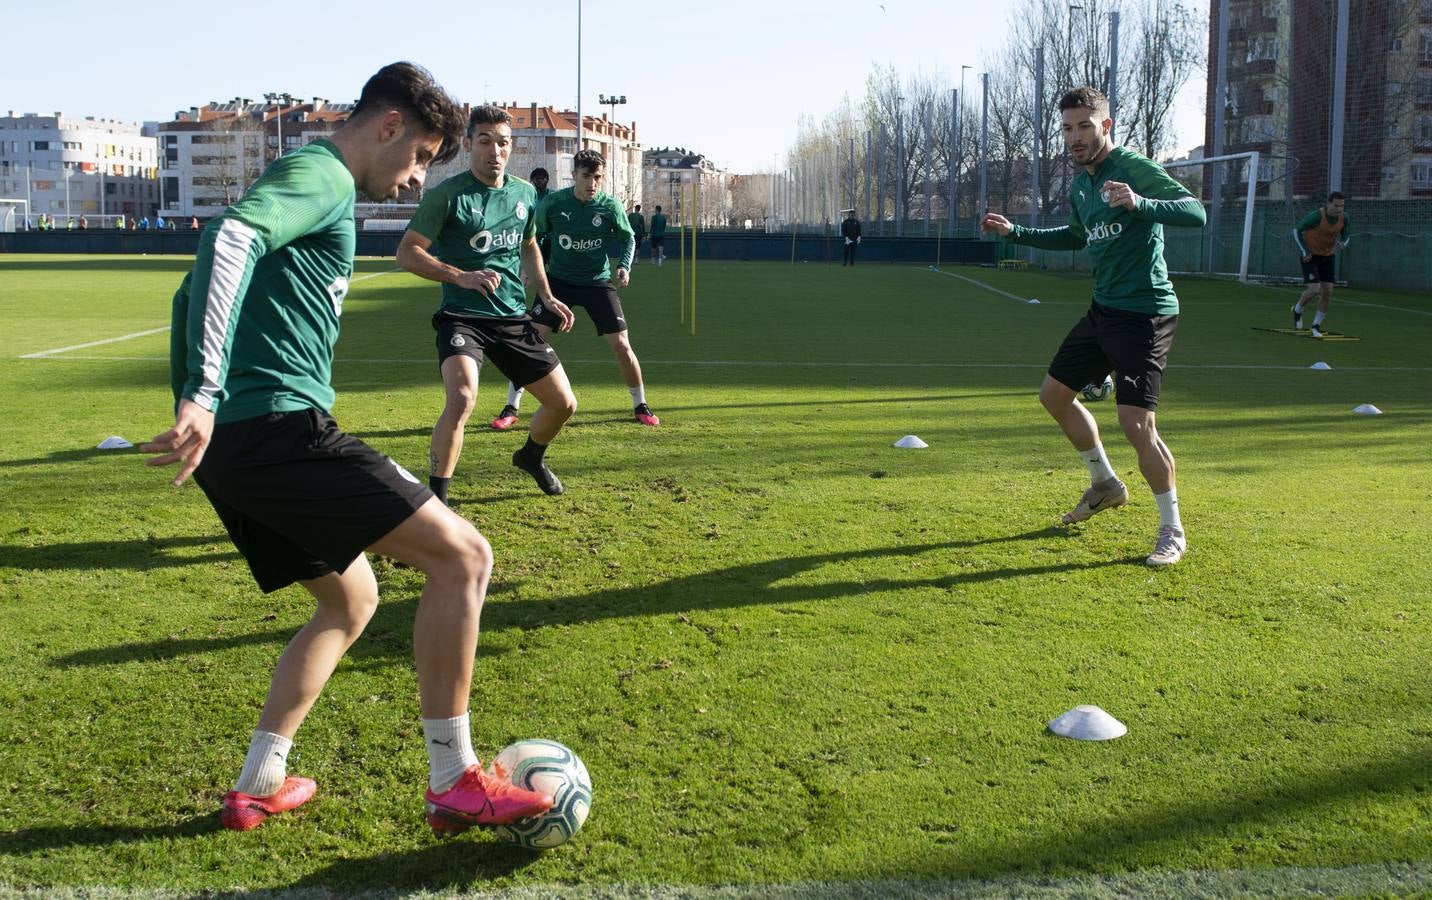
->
[1048,705,1127,741]
[1352,404,1382,416]
[1027,298,1041,304]
[893,435,929,449]
[96,436,133,449]
[1309,361,1331,370]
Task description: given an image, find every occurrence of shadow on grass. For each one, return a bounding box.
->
[901,743,1432,880]
[52,527,1105,669]
[0,815,541,891]
[0,446,142,468]
[0,534,240,571]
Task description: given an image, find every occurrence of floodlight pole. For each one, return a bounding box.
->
[576,0,584,149]
[895,95,904,237]
[599,93,627,199]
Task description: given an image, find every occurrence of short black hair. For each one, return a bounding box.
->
[467,104,513,136]
[634,204,641,211]
[1328,191,1346,202]
[1057,86,1110,117]
[529,167,549,180]
[654,205,662,212]
[573,149,605,174]
[351,62,465,165]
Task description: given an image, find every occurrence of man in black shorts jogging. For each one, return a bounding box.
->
[982,86,1206,567]
[501,149,660,428]
[397,105,577,499]
[142,63,553,834]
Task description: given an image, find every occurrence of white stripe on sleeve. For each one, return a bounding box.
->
[193,218,259,409]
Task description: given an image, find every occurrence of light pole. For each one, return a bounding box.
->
[576,0,584,150]
[264,92,295,162]
[955,65,970,235]
[598,93,626,200]
[895,94,904,236]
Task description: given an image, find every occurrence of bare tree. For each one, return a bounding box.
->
[1124,0,1205,159]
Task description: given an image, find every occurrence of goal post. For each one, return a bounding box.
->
[0,199,29,233]
[1162,151,1259,283]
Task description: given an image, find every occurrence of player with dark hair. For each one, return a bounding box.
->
[143,63,553,833]
[1291,191,1349,338]
[397,105,577,499]
[649,205,667,265]
[628,203,646,267]
[981,86,1206,567]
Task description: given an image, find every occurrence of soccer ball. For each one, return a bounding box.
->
[489,739,592,849]
[1081,374,1114,402]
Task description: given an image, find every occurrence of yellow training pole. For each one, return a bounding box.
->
[690,179,698,335]
[679,222,686,323]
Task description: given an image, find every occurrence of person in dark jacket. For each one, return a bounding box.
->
[840,209,861,266]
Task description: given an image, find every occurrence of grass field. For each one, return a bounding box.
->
[1,253,1430,897]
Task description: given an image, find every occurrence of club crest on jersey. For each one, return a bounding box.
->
[515,202,528,221]
[450,334,466,348]
[592,214,603,227]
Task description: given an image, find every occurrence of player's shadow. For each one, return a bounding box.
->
[0,446,141,468]
[0,534,240,572]
[897,743,1432,881]
[0,816,537,890]
[51,526,1112,669]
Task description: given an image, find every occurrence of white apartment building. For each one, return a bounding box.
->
[0,111,158,228]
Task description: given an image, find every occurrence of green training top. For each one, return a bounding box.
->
[1006,146,1206,315]
[537,187,636,283]
[628,210,646,237]
[649,212,667,238]
[169,139,355,423]
[406,170,538,318]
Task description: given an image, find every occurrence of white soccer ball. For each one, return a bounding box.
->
[1080,374,1114,402]
[488,739,592,849]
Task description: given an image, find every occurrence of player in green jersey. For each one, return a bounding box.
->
[502,149,659,427]
[649,205,667,265]
[1291,191,1349,338]
[628,203,646,266]
[982,86,1207,567]
[397,105,577,499]
[142,63,553,833]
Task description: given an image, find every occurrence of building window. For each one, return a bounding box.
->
[1420,29,1432,63]
[1419,73,1432,105]
[1240,115,1275,143]
[1412,157,1432,187]
[32,140,50,150]
[1246,37,1279,62]
[1418,115,1432,143]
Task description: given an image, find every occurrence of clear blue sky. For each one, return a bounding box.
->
[5,0,1208,173]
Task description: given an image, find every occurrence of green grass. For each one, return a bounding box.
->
[1,253,1430,896]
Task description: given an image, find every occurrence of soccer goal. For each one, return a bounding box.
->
[1162,151,1259,283]
[0,199,29,233]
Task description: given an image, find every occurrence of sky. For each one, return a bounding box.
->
[5,0,1209,173]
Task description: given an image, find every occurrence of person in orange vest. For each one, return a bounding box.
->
[1291,191,1349,339]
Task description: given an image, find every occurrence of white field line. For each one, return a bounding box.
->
[18,355,1432,374]
[932,268,1031,302]
[15,268,401,359]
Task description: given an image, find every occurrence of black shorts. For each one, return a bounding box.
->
[194,409,430,593]
[650,235,665,249]
[634,236,645,251]
[433,312,561,387]
[1301,254,1334,284]
[533,278,628,336]
[1048,301,1179,410]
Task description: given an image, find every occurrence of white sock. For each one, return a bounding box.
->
[629,385,647,407]
[1077,444,1117,485]
[507,383,524,409]
[234,729,291,797]
[1154,488,1182,531]
[423,713,480,793]
[1292,301,1304,313]
[1312,310,1326,327]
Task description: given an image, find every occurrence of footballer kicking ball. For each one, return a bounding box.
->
[1081,374,1115,402]
[489,739,592,849]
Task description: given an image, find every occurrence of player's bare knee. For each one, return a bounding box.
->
[1039,379,1074,414]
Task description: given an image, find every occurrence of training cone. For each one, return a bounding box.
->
[1352,404,1382,415]
[893,435,929,449]
[96,436,133,449]
[1309,361,1331,370]
[1027,298,1041,304]
[1048,705,1127,741]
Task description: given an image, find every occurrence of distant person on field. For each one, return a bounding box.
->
[840,209,861,266]
[627,203,645,266]
[981,85,1206,568]
[529,166,553,265]
[648,205,667,265]
[142,62,553,836]
[156,213,168,230]
[1291,191,1349,339]
[190,216,200,230]
[78,215,88,230]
